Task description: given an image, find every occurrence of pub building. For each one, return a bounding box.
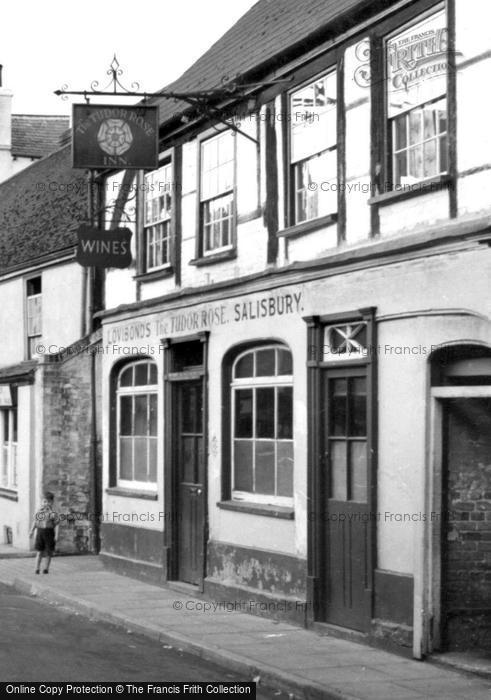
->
[97,0,491,660]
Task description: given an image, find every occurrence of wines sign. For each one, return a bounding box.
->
[76,225,132,268]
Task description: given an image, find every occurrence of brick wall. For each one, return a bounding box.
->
[443,397,491,651]
[41,335,102,554]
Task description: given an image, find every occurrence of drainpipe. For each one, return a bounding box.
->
[90,342,100,553]
[85,168,100,552]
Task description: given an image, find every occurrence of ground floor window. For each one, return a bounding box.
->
[231,345,293,505]
[0,408,17,490]
[116,360,158,487]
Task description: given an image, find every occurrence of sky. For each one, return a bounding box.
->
[1,0,258,117]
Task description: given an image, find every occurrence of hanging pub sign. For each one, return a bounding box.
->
[76,225,133,268]
[72,104,159,169]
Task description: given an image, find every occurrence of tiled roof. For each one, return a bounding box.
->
[152,0,395,126]
[11,115,70,159]
[0,360,37,383]
[0,145,86,273]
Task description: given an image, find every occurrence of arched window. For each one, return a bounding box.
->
[231,345,293,505]
[116,360,158,486]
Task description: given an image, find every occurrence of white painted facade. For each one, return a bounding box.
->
[99,0,491,657]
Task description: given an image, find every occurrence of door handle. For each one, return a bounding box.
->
[196,488,202,495]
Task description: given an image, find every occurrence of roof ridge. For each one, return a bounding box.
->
[12,113,69,119]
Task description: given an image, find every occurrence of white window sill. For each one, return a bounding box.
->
[217,500,294,519]
[107,486,158,500]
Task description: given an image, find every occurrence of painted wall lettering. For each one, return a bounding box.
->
[234,292,302,322]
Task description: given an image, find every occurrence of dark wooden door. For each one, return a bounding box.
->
[321,370,371,631]
[442,397,491,651]
[175,379,205,585]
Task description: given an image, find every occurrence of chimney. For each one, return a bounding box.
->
[0,65,13,181]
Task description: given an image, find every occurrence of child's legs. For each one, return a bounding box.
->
[43,555,52,572]
[35,552,43,570]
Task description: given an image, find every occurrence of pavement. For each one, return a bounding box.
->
[0,555,490,700]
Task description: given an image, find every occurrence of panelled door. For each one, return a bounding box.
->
[321,367,371,631]
[175,379,205,584]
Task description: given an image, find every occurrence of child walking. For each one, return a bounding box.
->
[29,491,60,574]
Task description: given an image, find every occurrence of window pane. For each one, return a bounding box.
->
[3,411,9,441]
[255,441,275,495]
[135,363,149,386]
[256,349,275,376]
[277,441,293,497]
[439,134,448,173]
[148,438,157,482]
[149,394,158,437]
[423,108,436,139]
[134,395,148,436]
[12,410,17,442]
[182,436,196,483]
[409,110,422,146]
[331,379,347,436]
[438,107,447,135]
[350,441,367,502]
[120,366,133,387]
[277,387,293,439]
[234,440,253,491]
[394,115,407,150]
[387,10,448,119]
[134,437,148,480]
[235,389,253,438]
[148,363,157,385]
[27,277,41,296]
[119,437,133,479]
[394,151,407,185]
[277,349,293,375]
[256,388,275,438]
[235,353,253,378]
[423,139,437,178]
[409,146,423,180]
[331,440,347,500]
[120,396,133,436]
[181,383,201,433]
[350,378,367,437]
[291,72,337,162]
[294,150,337,223]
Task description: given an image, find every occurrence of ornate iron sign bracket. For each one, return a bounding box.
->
[55,55,292,144]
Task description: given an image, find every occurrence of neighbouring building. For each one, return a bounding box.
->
[0,65,69,183]
[96,0,491,660]
[0,143,103,554]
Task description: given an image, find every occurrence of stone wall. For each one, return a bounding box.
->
[41,333,102,554]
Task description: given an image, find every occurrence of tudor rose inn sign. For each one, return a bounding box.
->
[72,104,158,169]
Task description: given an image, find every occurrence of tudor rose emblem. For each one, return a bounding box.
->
[97,118,133,156]
[72,104,158,169]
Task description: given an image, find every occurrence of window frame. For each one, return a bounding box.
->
[385,4,448,188]
[230,345,294,507]
[196,127,237,260]
[115,359,158,490]
[144,159,174,273]
[1,406,18,492]
[368,0,456,211]
[25,275,42,360]
[287,67,339,228]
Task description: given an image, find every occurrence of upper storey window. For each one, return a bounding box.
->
[200,131,235,255]
[386,7,448,186]
[290,71,337,224]
[144,162,173,271]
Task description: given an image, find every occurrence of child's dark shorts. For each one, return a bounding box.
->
[34,529,55,556]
